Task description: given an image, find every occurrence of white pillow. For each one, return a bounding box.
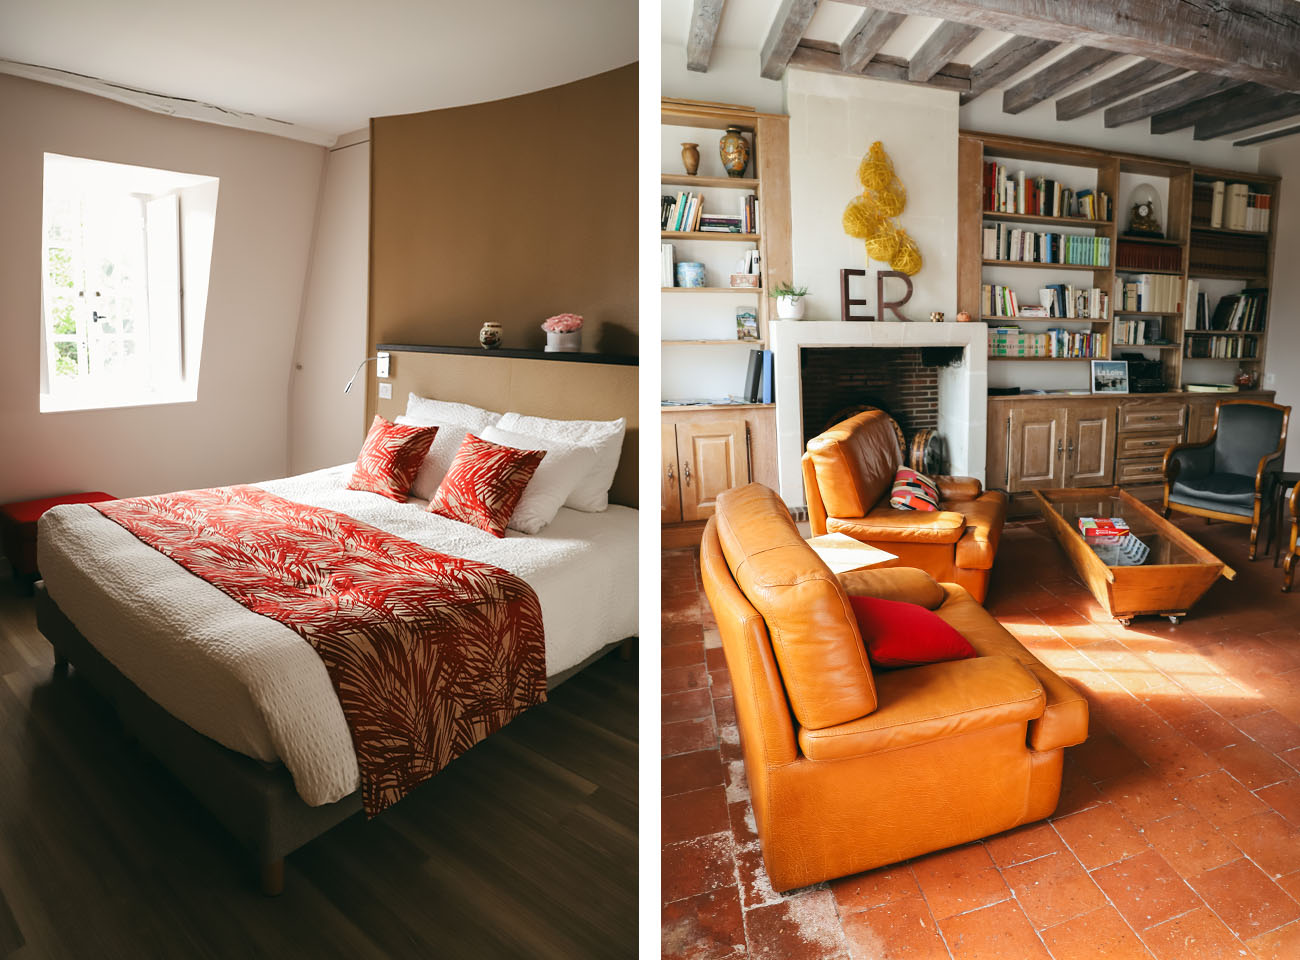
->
[395,415,469,500]
[479,425,598,534]
[404,392,501,433]
[496,413,625,512]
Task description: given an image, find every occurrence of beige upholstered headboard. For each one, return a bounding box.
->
[368,346,638,509]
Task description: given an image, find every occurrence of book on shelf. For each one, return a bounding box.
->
[979,283,1108,319]
[1114,316,1166,346]
[1210,181,1225,229]
[1116,274,1182,314]
[661,191,760,234]
[1115,240,1181,273]
[1201,180,1271,232]
[1185,335,1260,359]
[1205,289,1267,331]
[735,307,759,341]
[981,224,1110,266]
[982,161,1110,220]
[989,326,1107,358]
[661,243,675,287]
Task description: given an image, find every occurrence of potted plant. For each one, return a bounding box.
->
[542,313,584,352]
[769,282,808,320]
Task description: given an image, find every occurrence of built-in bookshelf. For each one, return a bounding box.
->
[958,131,1279,393]
[660,99,792,403]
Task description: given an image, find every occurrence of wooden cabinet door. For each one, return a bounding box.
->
[1064,404,1116,487]
[677,419,749,522]
[1007,407,1063,492]
[1187,399,1218,445]
[662,422,682,525]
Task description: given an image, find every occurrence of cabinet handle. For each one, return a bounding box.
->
[667,463,675,484]
[683,461,692,486]
[1067,438,1074,458]
[1144,440,1159,446]
[1057,439,1063,457]
[1147,415,1161,421]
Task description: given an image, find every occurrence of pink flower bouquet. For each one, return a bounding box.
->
[541,313,584,334]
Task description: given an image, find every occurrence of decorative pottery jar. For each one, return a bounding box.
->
[681,142,700,176]
[545,331,581,353]
[956,310,973,323]
[675,261,707,288]
[930,311,945,323]
[719,126,750,178]
[479,321,502,349]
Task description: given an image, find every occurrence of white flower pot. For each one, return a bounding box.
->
[776,296,806,320]
[545,330,581,352]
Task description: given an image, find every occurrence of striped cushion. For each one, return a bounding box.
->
[889,468,940,511]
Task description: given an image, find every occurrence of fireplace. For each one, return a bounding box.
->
[770,321,988,506]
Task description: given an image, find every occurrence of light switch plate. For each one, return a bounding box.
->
[378,383,392,399]
[376,351,391,379]
[1266,372,1276,387]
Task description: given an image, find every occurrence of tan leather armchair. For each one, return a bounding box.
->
[802,410,1007,603]
[701,483,1087,893]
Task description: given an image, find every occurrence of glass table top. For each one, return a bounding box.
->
[1039,491,1201,567]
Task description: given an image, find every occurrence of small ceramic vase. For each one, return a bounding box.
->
[681,143,700,176]
[719,126,750,178]
[930,311,945,323]
[545,331,581,353]
[956,310,973,323]
[776,296,805,320]
[479,321,502,349]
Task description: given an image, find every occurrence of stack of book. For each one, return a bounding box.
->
[1115,241,1181,272]
[1078,517,1129,543]
[1185,336,1260,359]
[1114,316,1166,346]
[982,225,1111,266]
[1117,274,1182,313]
[987,326,1108,358]
[663,192,703,232]
[983,162,1110,220]
[1041,284,1109,319]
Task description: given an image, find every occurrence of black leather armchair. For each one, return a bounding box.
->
[1163,399,1290,560]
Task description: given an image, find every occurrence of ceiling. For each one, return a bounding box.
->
[664,0,1300,147]
[0,0,638,146]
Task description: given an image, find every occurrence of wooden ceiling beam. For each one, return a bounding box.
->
[1055,60,1186,121]
[1193,90,1300,140]
[1002,47,1120,115]
[835,0,1300,91]
[961,36,1058,105]
[1234,122,1300,146]
[686,0,727,73]
[840,10,905,73]
[788,45,970,92]
[1150,82,1265,133]
[760,0,822,81]
[1103,73,1237,127]
[908,22,981,83]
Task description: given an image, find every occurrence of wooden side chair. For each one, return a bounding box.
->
[1285,481,1298,593]
[1162,399,1290,560]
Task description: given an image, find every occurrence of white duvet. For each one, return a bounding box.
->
[37,464,638,806]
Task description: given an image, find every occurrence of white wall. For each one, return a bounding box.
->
[1259,140,1300,473]
[662,42,785,115]
[786,69,958,323]
[0,74,324,502]
[287,129,370,474]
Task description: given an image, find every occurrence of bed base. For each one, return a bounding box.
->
[34,583,630,895]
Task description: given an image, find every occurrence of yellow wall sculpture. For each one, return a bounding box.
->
[842,141,922,276]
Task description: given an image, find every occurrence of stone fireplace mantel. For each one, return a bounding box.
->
[769,321,988,506]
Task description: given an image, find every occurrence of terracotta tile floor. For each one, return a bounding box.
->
[662,515,1300,959]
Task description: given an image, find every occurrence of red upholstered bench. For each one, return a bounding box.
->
[0,492,116,589]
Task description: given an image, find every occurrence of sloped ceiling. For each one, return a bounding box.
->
[0,0,638,145]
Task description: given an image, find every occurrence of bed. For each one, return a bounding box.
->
[34,347,638,893]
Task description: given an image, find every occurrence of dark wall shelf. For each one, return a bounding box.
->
[376,343,638,366]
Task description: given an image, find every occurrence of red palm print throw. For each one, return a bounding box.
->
[94,485,546,816]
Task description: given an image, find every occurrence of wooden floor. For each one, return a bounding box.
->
[0,577,637,959]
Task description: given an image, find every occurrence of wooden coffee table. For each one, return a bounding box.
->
[1034,487,1235,625]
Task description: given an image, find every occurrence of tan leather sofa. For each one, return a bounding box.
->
[802,410,1007,603]
[701,483,1088,893]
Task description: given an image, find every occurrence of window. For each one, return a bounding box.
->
[40,154,217,412]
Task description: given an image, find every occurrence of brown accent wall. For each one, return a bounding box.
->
[369,64,637,356]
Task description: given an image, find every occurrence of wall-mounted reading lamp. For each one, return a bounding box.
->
[343,351,390,393]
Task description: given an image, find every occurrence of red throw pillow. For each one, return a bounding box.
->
[430,433,546,537]
[890,467,940,511]
[347,415,439,501]
[848,594,977,669]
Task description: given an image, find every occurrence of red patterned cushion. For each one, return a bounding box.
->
[347,415,439,501]
[430,434,546,537]
[889,467,940,511]
[849,595,977,669]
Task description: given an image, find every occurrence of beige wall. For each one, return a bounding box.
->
[287,129,371,474]
[0,74,324,501]
[369,64,638,361]
[1259,142,1300,472]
